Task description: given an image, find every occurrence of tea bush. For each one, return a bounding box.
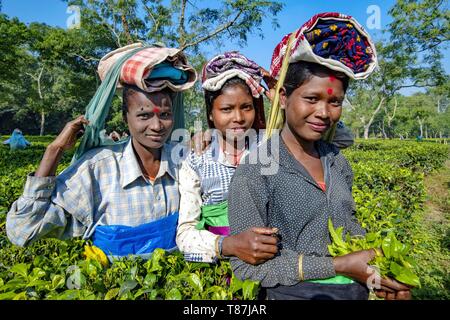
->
[0,138,448,299]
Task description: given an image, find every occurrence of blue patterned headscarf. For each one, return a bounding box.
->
[270,12,378,80]
[305,20,373,74]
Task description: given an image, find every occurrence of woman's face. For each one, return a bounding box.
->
[124,90,174,149]
[280,73,345,142]
[210,84,255,141]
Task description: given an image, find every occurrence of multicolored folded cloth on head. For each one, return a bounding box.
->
[73,43,197,162]
[98,43,197,92]
[270,12,378,80]
[202,51,265,98]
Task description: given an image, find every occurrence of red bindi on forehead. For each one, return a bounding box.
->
[152,107,161,114]
[329,75,336,82]
[327,88,334,95]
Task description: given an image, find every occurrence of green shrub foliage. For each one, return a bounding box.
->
[0,138,448,299]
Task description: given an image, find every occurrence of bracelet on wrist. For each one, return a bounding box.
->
[217,236,225,259]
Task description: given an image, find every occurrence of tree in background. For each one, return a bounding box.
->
[1,0,448,138]
[341,0,449,139]
[0,15,102,135]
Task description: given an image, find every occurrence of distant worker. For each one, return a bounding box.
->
[3,128,31,150]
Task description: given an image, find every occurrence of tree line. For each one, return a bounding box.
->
[0,0,448,139]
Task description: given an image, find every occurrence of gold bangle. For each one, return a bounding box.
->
[215,236,221,259]
[298,255,304,281]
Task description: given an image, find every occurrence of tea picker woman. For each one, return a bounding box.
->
[176,51,280,265]
[3,128,31,150]
[6,43,197,260]
[228,13,411,300]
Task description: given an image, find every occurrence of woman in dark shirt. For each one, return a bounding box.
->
[227,13,411,300]
[228,60,411,300]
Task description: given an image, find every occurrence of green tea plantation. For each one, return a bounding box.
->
[0,137,448,300]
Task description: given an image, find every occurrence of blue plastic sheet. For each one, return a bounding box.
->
[92,213,179,258]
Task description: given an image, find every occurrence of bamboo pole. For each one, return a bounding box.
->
[265,32,297,138]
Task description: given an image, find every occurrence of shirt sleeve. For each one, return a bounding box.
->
[331,121,354,149]
[228,171,336,288]
[176,160,220,263]
[6,164,96,246]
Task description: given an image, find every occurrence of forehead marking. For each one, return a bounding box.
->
[153,107,161,114]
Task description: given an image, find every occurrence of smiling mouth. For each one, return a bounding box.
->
[145,134,165,141]
[306,122,329,132]
[229,128,247,132]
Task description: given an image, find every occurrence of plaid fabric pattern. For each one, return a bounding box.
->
[176,133,259,263]
[98,43,197,93]
[187,146,236,206]
[176,146,237,264]
[121,48,171,86]
[202,51,265,98]
[6,139,180,247]
[183,253,204,262]
[121,47,197,92]
[270,12,377,80]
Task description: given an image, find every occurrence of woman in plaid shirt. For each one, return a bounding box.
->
[6,44,197,260]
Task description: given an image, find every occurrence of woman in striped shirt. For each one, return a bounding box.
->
[176,52,279,264]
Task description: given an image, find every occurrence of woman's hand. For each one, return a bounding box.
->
[222,227,279,265]
[260,67,277,103]
[191,130,212,155]
[49,115,89,151]
[373,288,412,300]
[35,116,89,177]
[333,249,412,300]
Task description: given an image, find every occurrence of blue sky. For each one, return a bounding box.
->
[1,0,395,68]
[2,0,449,82]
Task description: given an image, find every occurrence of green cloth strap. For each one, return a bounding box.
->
[307,275,354,285]
[196,201,229,230]
[171,92,185,134]
[72,46,145,163]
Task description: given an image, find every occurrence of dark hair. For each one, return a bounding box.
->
[122,85,175,117]
[283,61,350,97]
[204,77,265,130]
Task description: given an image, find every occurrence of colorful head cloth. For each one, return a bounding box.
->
[98,43,197,92]
[266,12,378,137]
[201,51,266,130]
[202,51,265,98]
[270,12,378,80]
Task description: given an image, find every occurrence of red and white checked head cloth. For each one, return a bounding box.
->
[98,43,197,92]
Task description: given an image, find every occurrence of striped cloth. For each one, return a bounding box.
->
[98,43,197,93]
[202,51,265,98]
